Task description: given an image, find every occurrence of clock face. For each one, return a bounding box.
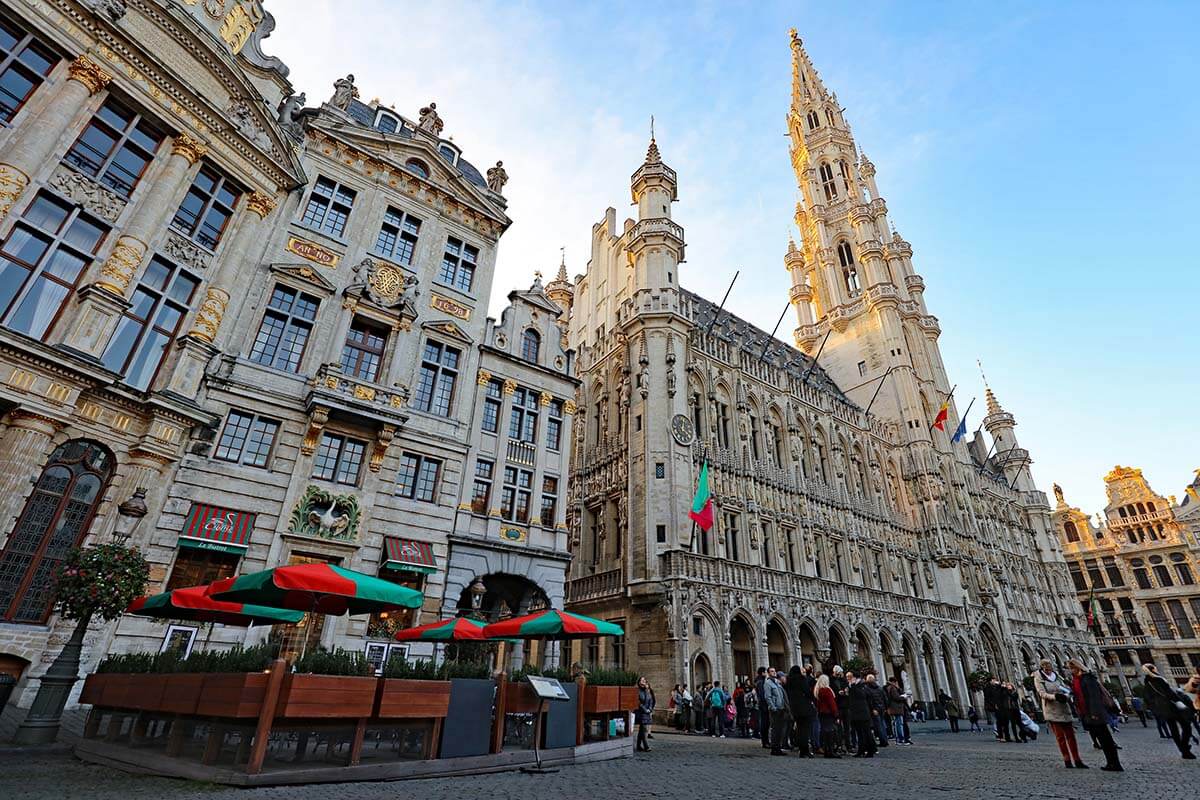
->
[670,414,695,446]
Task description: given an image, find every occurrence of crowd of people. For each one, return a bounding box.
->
[642,660,1200,774]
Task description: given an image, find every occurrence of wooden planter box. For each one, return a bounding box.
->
[159,673,206,715]
[197,672,271,718]
[104,674,142,710]
[129,674,169,712]
[583,685,621,714]
[503,680,541,714]
[78,673,109,706]
[276,674,377,719]
[618,686,640,711]
[376,679,452,719]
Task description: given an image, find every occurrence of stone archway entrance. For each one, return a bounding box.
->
[828,626,848,667]
[766,619,789,672]
[455,572,551,669]
[730,616,754,683]
[693,652,712,686]
[799,624,819,668]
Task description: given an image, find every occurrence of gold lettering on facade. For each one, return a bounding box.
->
[286,236,340,268]
[0,164,30,225]
[430,293,471,320]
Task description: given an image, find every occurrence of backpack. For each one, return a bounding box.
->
[711,688,726,709]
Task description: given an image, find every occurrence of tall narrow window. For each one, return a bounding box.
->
[1063,521,1080,542]
[311,433,366,486]
[248,284,319,372]
[716,402,731,448]
[1084,559,1105,589]
[1147,601,1174,639]
[213,410,279,468]
[825,107,836,126]
[300,176,356,237]
[1167,599,1194,639]
[101,256,199,390]
[819,162,838,202]
[1102,556,1124,586]
[784,528,797,572]
[521,328,540,363]
[471,459,493,514]
[340,317,388,381]
[546,399,563,451]
[691,392,703,437]
[413,340,460,416]
[837,240,854,268]
[64,98,163,198]
[438,236,478,293]
[0,18,58,123]
[170,164,241,249]
[396,453,441,502]
[838,159,854,194]
[481,379,502,434]
[540,476,558,527]
[0,440,113,623]
[725,512,741,562]
[508,387,538,443]
[806,110,819,130]
[1170,552,1194,585]
[0,192,108,340]
[749,414,761,460]
[1118,597,1143,635]
[500,466,533,523]
[373,206,421,265]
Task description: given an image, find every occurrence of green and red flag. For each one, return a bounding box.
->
[127,585,303,627]
[207,563,423,616]
[689,460,714,531]
[1085,588,1099,629]
[481,609,624,640]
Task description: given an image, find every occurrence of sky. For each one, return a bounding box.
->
[264,1,1199,516]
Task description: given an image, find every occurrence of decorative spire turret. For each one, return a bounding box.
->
[545,246,574,316]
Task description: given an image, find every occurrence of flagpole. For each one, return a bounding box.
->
[759,302,792,361]
[864,366,899,416]
[801,329,832,383]
[705,271,740,335]
[928,384,957,432]
[950,397,976,443]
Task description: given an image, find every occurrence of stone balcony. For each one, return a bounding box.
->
[305,363,409,429]
[566,567,625,604]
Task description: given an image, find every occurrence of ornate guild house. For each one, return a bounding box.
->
[0,0,575,727]
[1054,467,1200,691]
[562,32,1098,701]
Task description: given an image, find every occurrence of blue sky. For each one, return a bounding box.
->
[268,1,1199,515]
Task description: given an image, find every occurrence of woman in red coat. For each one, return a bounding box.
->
[815,673,841,758]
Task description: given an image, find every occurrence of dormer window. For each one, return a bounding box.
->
[521,329,540,363]
[374,110,401,134]
[438,144,459,166]
[405,158,429,179]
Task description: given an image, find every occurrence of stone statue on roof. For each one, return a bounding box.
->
[330,74,358,111]
[276,92,309,141]
[417,102,444,136]
[487,160,508,194]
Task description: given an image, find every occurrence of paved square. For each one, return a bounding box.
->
[2,722,1197,800]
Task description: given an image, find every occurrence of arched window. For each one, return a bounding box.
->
[825,107,836,126]
[837,240,854,268]
[1063,521,1080,543]
[819,163,838,202]
[404,158,429,179]
[1170,552,1194,585]
[843,265,861,296]
[0,439,114,623]
[520,328,540,363]
[806,110,820,130]
[839,160,854,194]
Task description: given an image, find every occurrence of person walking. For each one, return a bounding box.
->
[1067,659,1122,771]
[967,705,982,732]
[635,677,655,752]
[847,672,878,758]
[709,680,729,738]
[830,666,851,751]
[1130,695,1147,727]
[865,674,889,747]
[694,683,708,734]
[944,693,961,733]
[1141,663,1195,759]
[754,667,770,749]
[1033,659,1085,769]
[815,673,842,758]
[984,677,1008,741]
[1005,683,1026,742]
[787,665,816,756]
[1186,668,1200,742]
[885,676,910,744]
[744,680,761,739]
[764,667,790,755]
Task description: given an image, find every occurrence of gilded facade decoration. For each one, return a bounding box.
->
[0,164,30,224]
[245,190,276,218]
[187,286,230,343]
[67,55,113,95]
[170,133,209,165]
[287,485,361,541]
[96,235,146,295]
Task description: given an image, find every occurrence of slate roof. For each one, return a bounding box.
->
[680,287,853,406]
[344,99,487,189]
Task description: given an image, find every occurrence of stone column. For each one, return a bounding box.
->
[932,648,952,701]
[0,411,61,547]
[158,191,276,399]
[59,135,209,358]
[0,55,112,226]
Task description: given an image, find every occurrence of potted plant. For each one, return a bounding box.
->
[277,648,376,719]
[375,657,462,719]
[17,542,149,744]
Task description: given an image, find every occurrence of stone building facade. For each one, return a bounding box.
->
[1053,467,1200,690]
[0,0,574,721]
[562,31,1097,703]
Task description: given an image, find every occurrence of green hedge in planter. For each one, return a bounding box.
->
[95,644,276,674]
[384,656,491,680]
[580,666,639,687]
[292,647,372,676]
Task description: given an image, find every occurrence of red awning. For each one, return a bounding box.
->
[180,502,254,550]
[383,537,437,573]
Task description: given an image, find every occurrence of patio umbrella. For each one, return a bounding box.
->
[206,562,423,616]
[127,585,304,626]
[481,609,624,640]
[393,616,490,642]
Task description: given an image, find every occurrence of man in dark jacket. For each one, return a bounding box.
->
[787,665,816,756]
[885,677,910,744]
[984,678,1010,742]
[847,673,878,757]
[754,667,770,748]
[1142,663,1196,759]
[830,666,850,750]
[865,674,889,746]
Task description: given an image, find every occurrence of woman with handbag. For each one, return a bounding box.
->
[1142,663,1196,759]
[1033,659,1084,768]
[1067,659,1123,771]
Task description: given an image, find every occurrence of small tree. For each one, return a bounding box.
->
[13,543,149,744]
[842,657,874,677]
[967,669,993,691]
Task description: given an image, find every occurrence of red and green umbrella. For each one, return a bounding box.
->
[127,585,303,627]
[482,609,624,640]
[207,563,423,616]
[394,616,490,642]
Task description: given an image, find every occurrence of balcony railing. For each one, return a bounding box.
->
[306,363,409,427]
[507,438,536,467]
[566,568,624,604]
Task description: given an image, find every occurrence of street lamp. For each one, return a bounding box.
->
[468,576,487,619]
[112,487,148,544]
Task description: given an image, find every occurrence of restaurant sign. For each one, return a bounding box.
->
[286,235,341,268]
[178,502,255,555]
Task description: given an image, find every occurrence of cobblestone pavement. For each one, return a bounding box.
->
[2,722,1197,800]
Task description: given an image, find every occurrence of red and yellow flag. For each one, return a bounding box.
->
[931,400,950,431]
